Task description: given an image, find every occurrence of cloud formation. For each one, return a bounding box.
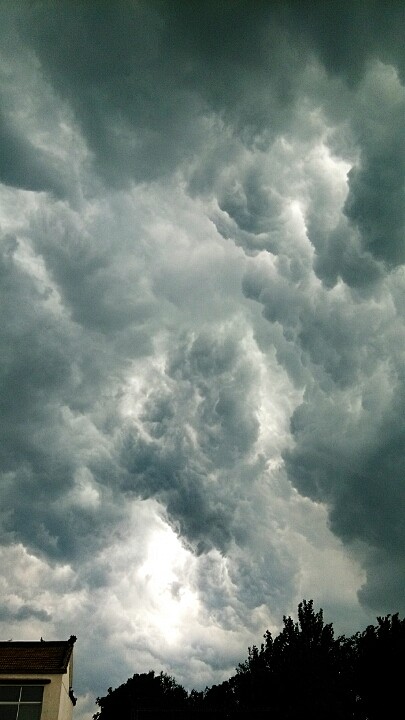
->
[0,2,404,718]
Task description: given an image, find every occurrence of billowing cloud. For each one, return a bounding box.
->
[0,3,404,719]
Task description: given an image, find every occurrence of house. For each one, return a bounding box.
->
[0,635,77,720]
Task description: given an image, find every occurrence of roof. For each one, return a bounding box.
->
[0,636,76,675]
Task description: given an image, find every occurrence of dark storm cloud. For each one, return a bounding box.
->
[16,0,405,186]
[0,113,67,196]
[121,329,260,554]
[286,414,405,617]
[343,64,405,268]
[17,0,208,186]
[229,14,405,611]
[6,0,405,296]
[243,253,405,612]
[29,200,156,337]
[12,1,319,186]
[0,4,405,702]
[307,62,405,287]
[0,231,126,561]
[0,604,51,622]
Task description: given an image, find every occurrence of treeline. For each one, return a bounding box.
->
[93,600,404,720]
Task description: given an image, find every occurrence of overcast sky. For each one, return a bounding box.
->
[0,1,404,717]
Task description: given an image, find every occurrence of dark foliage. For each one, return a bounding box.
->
[349,613,405,720]
[93,670,188,720]
[93,601,405,720]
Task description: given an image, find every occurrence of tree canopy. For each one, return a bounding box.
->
[93,670,188,720]
[94,600,405,719]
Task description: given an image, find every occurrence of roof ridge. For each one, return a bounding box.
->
[0,638,75,646]
[0,638,76,674]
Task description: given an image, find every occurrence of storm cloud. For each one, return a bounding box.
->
[0,2,404,718]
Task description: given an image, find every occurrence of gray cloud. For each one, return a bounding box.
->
[0,604,51,623]
[121,328,261,554]
[0,230,127,560]
[0,114,67,196]
[307,61,405,287]
[16,1,208,187]
[14,1,404,189]
[244,253,405,612]
[343,63,405,268]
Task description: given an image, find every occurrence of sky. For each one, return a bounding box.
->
[0,1,404,717]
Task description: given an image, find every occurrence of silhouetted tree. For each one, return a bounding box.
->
[272,600,353,718]
[233,600,352,719]
[234,629,274,712]
[203,678,237,716]
[93,601,405,720]
[350,613,405,719]
[93,670,188,720]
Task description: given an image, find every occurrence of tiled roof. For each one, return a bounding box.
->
[0,637,76,674]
